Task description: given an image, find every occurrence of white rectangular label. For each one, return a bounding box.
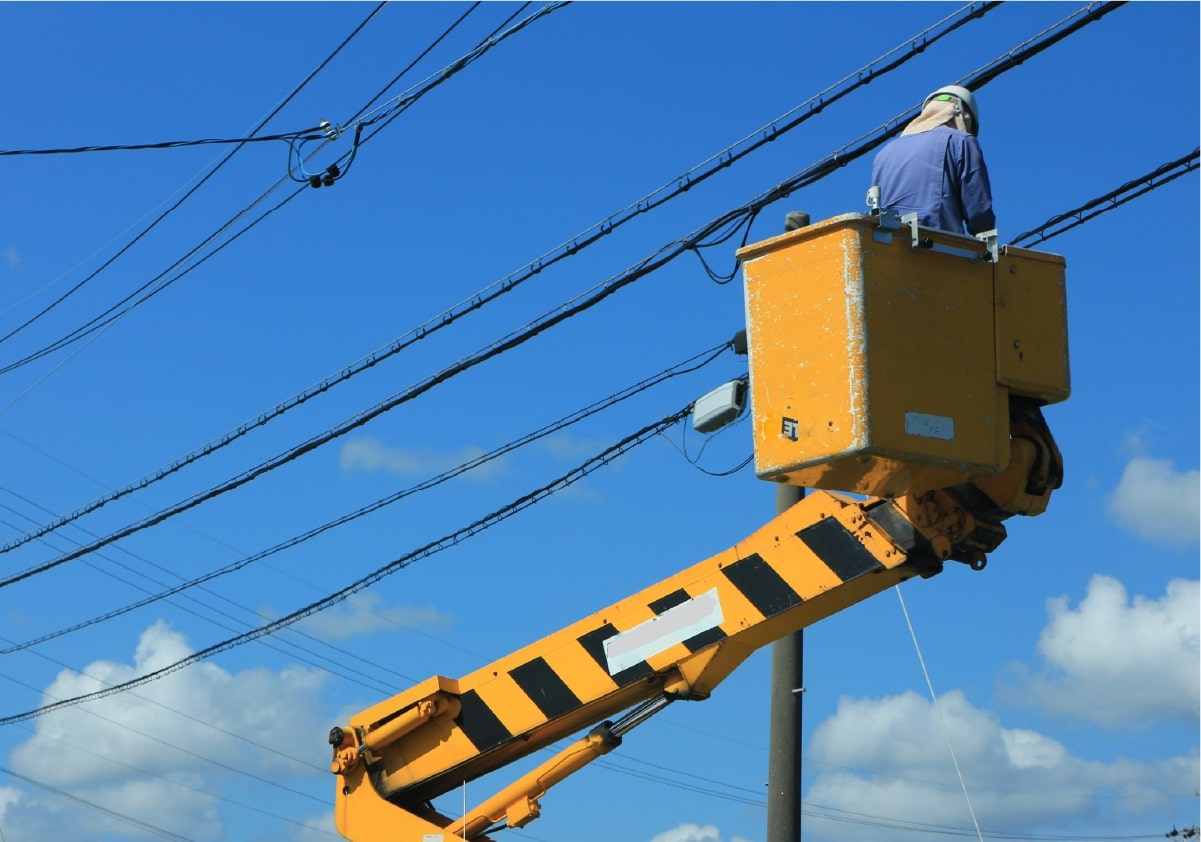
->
[604,589,723,675]
[905,411,954,441]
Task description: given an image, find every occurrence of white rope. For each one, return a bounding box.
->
[895,584,985,842]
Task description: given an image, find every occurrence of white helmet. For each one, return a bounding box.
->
[924,85,979,135]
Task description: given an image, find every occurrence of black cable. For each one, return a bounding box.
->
[771,2,1128,203]
[0,2,997,556]
[0,669,326,801]
[299,2,561,186]
[692,451,754,478]
[0,188,305,375]
[0,129,326,157]
[8,723,340,838]
[286,0,485,187]
[693,209,763,284]
[0,2,1126,586]
[0,764,199,842]
[2,638,329,775]
[0,0,1108,378]
[0,505,401,697]
[0,237,666,590]
[1011,149,1199,246]
[346,3,484,126]
[0,2,557,372]
[0,403,694,724]
[0,2,387,350]
[0,343,730,644]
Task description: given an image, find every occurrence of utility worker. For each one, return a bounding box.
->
[870,85,995,236]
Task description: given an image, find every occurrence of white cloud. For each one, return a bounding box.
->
[0,785,19,811]
[4,246,19,271]
[289,809,339,841]
[540,431,605,461]
[0,775,224,842]
[339,435,508,482]
[4,621,331,841]
[805,690,1197,842]
[1003,575,1200,726]
[650,822,752,842]
[1107,456,1199,546]
[296,591,453,641]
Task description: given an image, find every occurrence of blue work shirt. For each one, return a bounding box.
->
[871,126,996,235]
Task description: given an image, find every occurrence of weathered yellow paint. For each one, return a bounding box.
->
[334,489,926,840]
[738,213,1067,497]
[331,214,1071,842]
[994,244,1071,403]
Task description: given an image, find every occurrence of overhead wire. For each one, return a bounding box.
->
[5,191,1178,842]
[0,2,492,185]
[1011,148,1199,246]
[0,3,1162,835]
[342,3,484,126]
[9,722,341,837]
[875,148,1201,839]
[801,798,1166,839]
[0,342,730,652]
[0,0,1000,557]
[0,504,404,698]
[0,511,413,699]
[0,2,388,349]
[0,654,324,784]
[340,3,551,146]
[0,1,1127,589]
[0,128,327,157]
[0,401,694,725]
[0,764,199,842]
[0,2,560,376]
[0,0,1144,750]
[0,666,331,811]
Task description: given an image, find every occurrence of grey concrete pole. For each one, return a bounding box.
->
[766,211,809,842]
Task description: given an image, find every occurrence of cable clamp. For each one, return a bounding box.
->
[319,119,341,141]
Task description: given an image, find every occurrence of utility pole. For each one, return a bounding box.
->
[766,210,809,842]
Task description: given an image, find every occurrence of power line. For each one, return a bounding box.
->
[0,402,694,725]
[0,764,200,842]
[0,1,998,558]
[343,3,484,126]
[0,499,409,697]
[0,6,1162,835]
[0,0,481,159]
[802,800,1165,840]
[338,3,562,148]
[0,128,326,157]
[0,1,1126,590]
[0,343,730,651]
[9,723,340,838]
[1011,149,1199,246]
[0,2,559,375]
[0,1,388,350]
[0,647,324,781]
[0,0,1136,723]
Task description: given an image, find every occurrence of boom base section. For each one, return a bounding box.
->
[331,483,1012,840]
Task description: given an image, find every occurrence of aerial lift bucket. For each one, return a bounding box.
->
[739,212,1069,498]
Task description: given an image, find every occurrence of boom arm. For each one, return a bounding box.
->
[329,212,1069,840]
[329,409,1059,841]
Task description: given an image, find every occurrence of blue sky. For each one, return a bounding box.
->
[0,3,1197,842]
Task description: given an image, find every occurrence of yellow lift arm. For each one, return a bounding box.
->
[328,213,1070,841]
